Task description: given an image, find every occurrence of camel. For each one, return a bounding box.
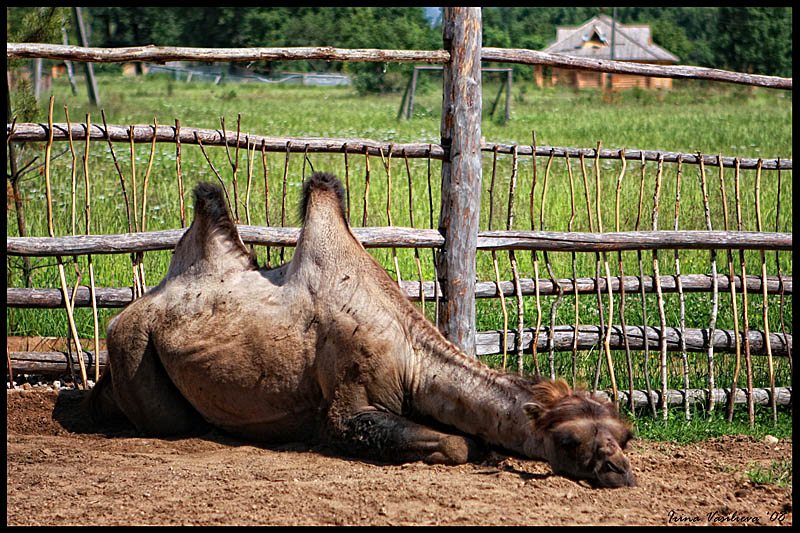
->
[88,171,636,488]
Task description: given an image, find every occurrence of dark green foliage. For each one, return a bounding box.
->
[9,7,790,93]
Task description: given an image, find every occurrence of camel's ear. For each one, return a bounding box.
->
[522,402,545,423]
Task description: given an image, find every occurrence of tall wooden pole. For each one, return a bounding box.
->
[437,7,482,358]
[73,7,100,106]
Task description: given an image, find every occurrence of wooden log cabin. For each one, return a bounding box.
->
[535,15,680,90]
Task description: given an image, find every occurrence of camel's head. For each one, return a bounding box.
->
[522,379,636,488]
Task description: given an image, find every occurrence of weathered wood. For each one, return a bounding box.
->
[475,230,792,252]
[592,386,792,409]
[8,274,791,309]
[481,47,792,90]
[6,123,447,160]
[10,350,106,376]
[6,42,450,64]
[8,228,791,257]
[483,144,791,171]
[7,123,791,170]
[437,7,483,358]
[475,325,792,357]
[7,42,792,90]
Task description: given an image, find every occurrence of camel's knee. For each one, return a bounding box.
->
[427,435,483,465]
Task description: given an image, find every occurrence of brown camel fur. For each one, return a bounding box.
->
[88,172,636,488]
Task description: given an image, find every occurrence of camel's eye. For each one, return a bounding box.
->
[554,431,579,450]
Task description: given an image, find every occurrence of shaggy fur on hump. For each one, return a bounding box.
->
[192,182,257,268]
[299,171,348,225]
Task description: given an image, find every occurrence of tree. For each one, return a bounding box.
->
[714,7,792,77]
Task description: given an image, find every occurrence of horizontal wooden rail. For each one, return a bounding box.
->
[7,227,792,256]
[6,123,446,159]
[7,42,792,90]
[6,43,450,64]
[475,324,791,357]
[481,47,792,90]
[591,386,792,409]
[7,274,792,308]
[6,122,792,169]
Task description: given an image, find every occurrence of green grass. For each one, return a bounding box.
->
[745,460,792,487]
[7,74,792,422]
[631,403,792,444]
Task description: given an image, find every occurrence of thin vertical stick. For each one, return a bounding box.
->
[404,150,426,312]
[734,158,755,428]
[128,124,139,232]
[723,157,743,421]
[280,141,290,263]
[195,132,233,214]
[541,149,563,379]
[584,148,605,393]
[64,107,85,374]
[594,141,617,402]
[245,134,254,225]
[615,149,634,413]
[426,145,440,326]
[529,131,541,377]
[651,155,668,420]
[507,145,525,376]
[698,153,717,415]
[261,139,271,267]
[175,119,185,228]
[754,159,776,426]
[83,114,101,383]
[141,119,158,231]
[101,110,132,233]
[488,145,508,372]
[565,152,579,388]
[636,152,656,417]
[137,117,158,292]
[220,115,241,222]
[362,147,371,228]
[65,107,77,237]
[773,160,791,376]
[673,155,690,420]
[234,115,242,220]
[488,147,509,370]
[380,144,401,284]
[45,96,88,389]
[343,143,351,223]
[128,124,143,298]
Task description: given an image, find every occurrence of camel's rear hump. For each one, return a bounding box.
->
[299,171,348,225]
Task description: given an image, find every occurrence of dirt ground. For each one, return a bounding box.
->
[6,389,792,526]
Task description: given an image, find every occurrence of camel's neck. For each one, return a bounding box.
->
[406,320,542,458]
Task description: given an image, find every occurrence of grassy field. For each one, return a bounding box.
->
[7,73,792,419]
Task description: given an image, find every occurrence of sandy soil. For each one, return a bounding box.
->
[6,389,792,526]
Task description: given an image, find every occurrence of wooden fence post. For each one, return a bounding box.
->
[73,7,101,107]
[437,7,483,358]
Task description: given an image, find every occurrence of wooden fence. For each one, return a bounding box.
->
[6,8,793,424]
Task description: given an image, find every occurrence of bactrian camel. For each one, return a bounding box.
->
[89,172,636,488]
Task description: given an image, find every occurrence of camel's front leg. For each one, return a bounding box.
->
[326,409,484,465]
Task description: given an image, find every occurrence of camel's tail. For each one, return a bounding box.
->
[167,182,257,278]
